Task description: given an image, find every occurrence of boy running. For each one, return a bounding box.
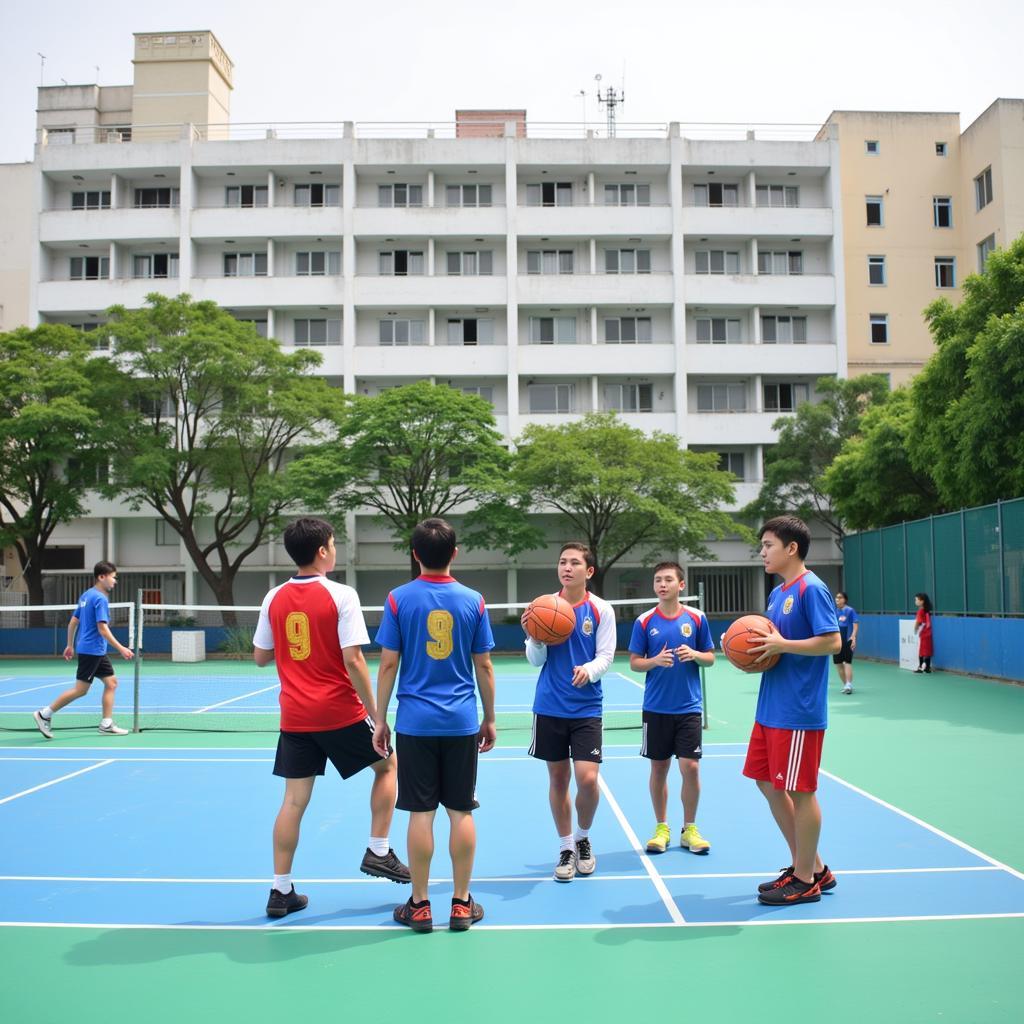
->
[373,518,497,933]
[253,517,409,920]
[524,543,616,882]
[33,561,134,738]
[745,515,841,907]
[628,562,715,856]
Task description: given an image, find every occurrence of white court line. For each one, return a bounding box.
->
[0,681,68,698]
[597,773,686,924]
[0,760,113,806]
[0,756,274,763]
[193,684,280,714]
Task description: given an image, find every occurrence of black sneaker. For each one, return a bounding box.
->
[757,876,822,906]
[757,866,795,893]
[266,886,308,918]
[360,847,411,883]
[449,896,484,931]
[394,898,433,933]
[815,865,837,892]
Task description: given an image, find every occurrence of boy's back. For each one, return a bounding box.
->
[75,588,109,655]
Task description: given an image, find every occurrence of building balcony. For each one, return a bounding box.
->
[190,205,343,240]
[188,275,344,307]
[353,345,508,377]
[280,345,345,375]
[40,208,181,244]
[353,275,507,307]
[516,205,673,237]
[684,342,838,376]
[517,342,676,376]
[720,481,762,511]
[37,277,182,312]
[352,206,508,238]
[684,273,835,306]
[684,411,786,445]
[681,206,834,238]
[517,273,673,306]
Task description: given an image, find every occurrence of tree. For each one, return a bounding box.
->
[0,325,127,619]
[293,381,539,577]
[741,374,890,546]
[509,412,739,595]
[106,294,342,616]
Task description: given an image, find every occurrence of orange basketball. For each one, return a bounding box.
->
[522,594,576,646]
[721,614,780,673]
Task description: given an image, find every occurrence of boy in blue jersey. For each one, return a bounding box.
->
[628,562,716,856]
[373,518,497,932]
[524,542,616,882]
[834,591,859,694]
[744,516,841,906]
[33,561,134,739]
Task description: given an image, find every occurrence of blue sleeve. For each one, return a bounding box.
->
[697,616,714,653]
[627,618,647,656]
[95,594,109,623]
[472,605,495,653]
[806,583,840,636]
[373,596,402,651]
[849,607,859,625]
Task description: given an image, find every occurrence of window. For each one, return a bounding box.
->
[527,250,574,275]
[446,318,494,346]
[294,318,341,346]
[71,190,111,210]
[69,256,109,280]
[977,234,997,272]
[377,251,423,276]
[755,185,799,208]
[445,184,492,207]
[225,185,268,208]
[763,382,809,412]
[866,196,883,226]
[377,183,423,208]
[134,187,178,208]
[155,520,178,547]
[974,167,993,210]
[761,315,807,343]
[935,142,947,157]
[296,251,342,276]
[868,255,886,285]
[697,383,747,412]
[295,183,340,207]
[869,314,888,345]
[224,252,268,277]
[605,317,653,343]
[696,318,741,344]
[934,257,956,288]
[67,322,110,350]
[604,184,651,206]
[447,251,493,276]
[696,250,741,274]
[460,386,494,403]
[132,253,179,279]
[693,182,739,207]
[757,251,802,275]
[378,319,425,346]
[604,249,651,274]
[715,451,746,480]
[528,383,574,413]
[235,317,268,337]
[603,383,653,413]
[525,182,573,206]
[865,140,879,155]
[529,316,576,343]
[933,196,953,228]
[688,567,748,614]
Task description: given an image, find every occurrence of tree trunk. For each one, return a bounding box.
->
[589,566,607,598]
[17,550,48,628]
[210,573,240,627]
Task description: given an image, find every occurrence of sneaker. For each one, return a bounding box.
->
[757,875,822,906]
[449,896,484,931]
[266,886,308,918]
[757,866,795,893]
[33,711,53,740]
[554,848,577,882]
[913,668,924,674]
[98,722,128,736]
[575,837,596,875]
[842,685,853,694]
[645,823,672,854]
[360,847,411,883]
[815,865,837,892]
[394,898,433,933]
[680,824,711,855]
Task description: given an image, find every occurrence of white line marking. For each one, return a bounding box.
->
[193,684,280,714]
[0,681,68,698]
[0,760,113,805]
[597,773,685,925]
[0,757,274,763]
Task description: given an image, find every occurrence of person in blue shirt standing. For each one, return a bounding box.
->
[833,590,859,695]
[373,518,497,933]
[628,561,716,857]
[33,561,135,738]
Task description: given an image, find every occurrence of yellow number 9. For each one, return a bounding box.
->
[425,610,454,660]
[285,612,311,661]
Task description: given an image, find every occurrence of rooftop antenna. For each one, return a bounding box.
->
[36,53,45,86]
[595,73,624,138]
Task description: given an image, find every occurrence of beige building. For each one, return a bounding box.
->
[822,101,1024,386]
[0,163,34,332]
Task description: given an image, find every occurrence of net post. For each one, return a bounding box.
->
[698,581,708,730]
[132,589,143,734]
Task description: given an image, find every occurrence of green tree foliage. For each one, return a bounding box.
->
[509,412,739,595]
[293,381,539,577]
[0,325,126,616]
[106,294,341,614]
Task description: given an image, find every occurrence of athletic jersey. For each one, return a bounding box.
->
[837,605,858,641]
[528,592,616,719]
[73,588,110,655]
[374,574,495,737]
[628,605,713,715]
[253,575,370,733]
[755,570,839,731]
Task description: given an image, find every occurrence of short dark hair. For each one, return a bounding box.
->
[93,561,117,578]
[836,590,848,601]
[412,518,457,570]
[915,592,933,613]
[759,515,811,560]
[559,542,596,571]
[653,561,684,581]
[282,517,334,567]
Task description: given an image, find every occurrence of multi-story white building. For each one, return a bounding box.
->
[13,30,848,615]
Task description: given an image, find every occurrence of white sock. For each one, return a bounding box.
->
[100,718,112,728]
[684,822,696,829]
[368,836,389,857]
[41,707,53,719]
[273,874,292,894]
[658,821,668,828]
[574,827,590,842]
[559,833,575,853]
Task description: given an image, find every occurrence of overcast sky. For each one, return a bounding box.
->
[2,0,1022,163]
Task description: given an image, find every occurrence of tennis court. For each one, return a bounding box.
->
[2,656,1022,1023]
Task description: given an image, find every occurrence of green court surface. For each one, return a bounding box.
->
[2,656,1022,1024]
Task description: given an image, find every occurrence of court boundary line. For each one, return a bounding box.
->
[0,760,113,806]
[193,684,281,715]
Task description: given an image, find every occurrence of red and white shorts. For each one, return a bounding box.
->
[742,723,824,793]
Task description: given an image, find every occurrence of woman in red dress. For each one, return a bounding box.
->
[913,592,933,673]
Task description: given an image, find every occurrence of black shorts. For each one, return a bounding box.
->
[641,711,703,761]
[395,732,478,813]
[273,717,383,780]
[529,713,603,763]
[833,640,855,664]
[76,654,115,683]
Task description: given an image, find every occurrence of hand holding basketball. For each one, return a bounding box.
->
[721,614,782,673]
[522,594,576,646]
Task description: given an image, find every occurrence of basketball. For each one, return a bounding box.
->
[522,594,576,645]
[721,614,780,673]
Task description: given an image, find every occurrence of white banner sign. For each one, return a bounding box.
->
[899,619,918,670]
